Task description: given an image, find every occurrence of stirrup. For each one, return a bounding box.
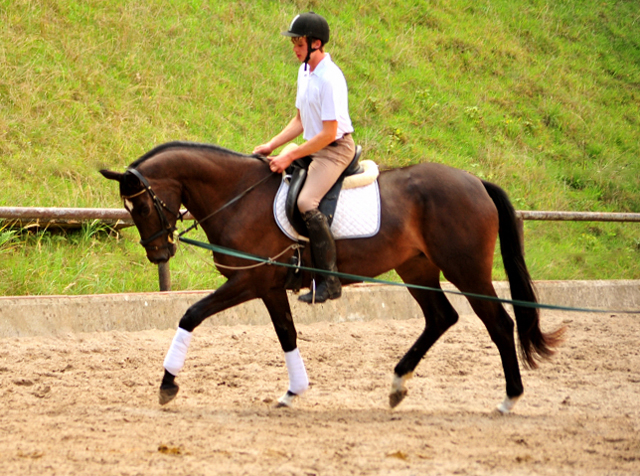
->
[298,279,317,304]
[298,277,341,304]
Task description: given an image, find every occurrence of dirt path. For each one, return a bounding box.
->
[0,310,638,475]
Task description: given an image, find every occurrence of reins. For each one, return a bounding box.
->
[178,170,273,239]
[174,162,280,270]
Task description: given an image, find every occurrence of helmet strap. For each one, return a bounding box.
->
[304,37,319,71]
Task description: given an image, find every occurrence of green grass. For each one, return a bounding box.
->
[0,0,639,295]
[0,224,227,295]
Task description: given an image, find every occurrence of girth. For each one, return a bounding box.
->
[285,145,363,238]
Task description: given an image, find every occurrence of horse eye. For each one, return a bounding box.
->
[138,204,151,217]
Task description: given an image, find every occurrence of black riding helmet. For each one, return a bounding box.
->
[282,12,330,70]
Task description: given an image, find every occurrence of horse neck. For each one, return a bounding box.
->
[147,149,269,224]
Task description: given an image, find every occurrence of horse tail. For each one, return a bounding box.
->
[481,180,565,369]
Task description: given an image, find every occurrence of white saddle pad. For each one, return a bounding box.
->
[273,179,381,241]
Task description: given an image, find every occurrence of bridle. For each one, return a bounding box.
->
[121,168,184,252]
[122,158,273,252]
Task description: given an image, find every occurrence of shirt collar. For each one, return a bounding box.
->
[310,53,332,75]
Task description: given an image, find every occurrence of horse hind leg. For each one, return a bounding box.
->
[390,257,459,408]
[455,280,525,414]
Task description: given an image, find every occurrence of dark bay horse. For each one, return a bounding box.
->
[100,141,564,412]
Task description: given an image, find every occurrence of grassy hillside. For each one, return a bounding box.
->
[1,0,639,295]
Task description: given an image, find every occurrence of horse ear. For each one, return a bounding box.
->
[100,169,124,182]
[122,170,142,189]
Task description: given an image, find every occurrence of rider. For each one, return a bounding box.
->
[254,12,355,304]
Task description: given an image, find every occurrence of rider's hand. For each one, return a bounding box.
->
[268,153,295,174]
[253,143,274,156]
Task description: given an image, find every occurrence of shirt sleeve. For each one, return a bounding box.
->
[320,79,338,122]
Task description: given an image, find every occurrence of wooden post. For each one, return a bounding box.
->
[516,214,525,255]
[158,262,171,292]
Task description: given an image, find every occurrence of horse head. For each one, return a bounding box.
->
[100,168,181,264]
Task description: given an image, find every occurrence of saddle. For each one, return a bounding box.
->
[285,145,363,238]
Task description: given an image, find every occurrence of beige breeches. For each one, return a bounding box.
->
[284,135,355,213]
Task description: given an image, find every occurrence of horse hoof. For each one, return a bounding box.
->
[389,388,408,408]
[389,372,412,408]
[159,384,179,405]
[276,390,296,408]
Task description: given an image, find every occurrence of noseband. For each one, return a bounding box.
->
[122,168,183,252]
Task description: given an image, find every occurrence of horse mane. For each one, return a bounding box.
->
[129,141,261,169]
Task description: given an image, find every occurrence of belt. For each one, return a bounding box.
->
[329,133,352,147]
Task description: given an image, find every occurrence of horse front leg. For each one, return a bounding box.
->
[261,290,309,407]
[159,278,256,405]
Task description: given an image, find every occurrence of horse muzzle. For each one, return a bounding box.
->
[141,231,177,264]
[145,241,177,264]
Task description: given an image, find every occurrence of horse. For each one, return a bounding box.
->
[100,141,564,412]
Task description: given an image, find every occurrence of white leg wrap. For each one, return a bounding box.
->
[284,348,309,395]
[497,394,521,414]
[163,327,193,376]
[391,372,413,393]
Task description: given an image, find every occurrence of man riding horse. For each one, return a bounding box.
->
[254,12,355,304]
[100,12,564,413]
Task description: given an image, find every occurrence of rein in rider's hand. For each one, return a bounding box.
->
[267,121,339,173]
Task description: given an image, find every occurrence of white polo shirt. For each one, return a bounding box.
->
[295,54,354,142]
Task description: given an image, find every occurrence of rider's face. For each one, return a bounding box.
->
[291,37,308,62]
[291,37,322,63]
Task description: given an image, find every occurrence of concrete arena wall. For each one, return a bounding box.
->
[0,280,638,338]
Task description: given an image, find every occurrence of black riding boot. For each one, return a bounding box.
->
[298,209,342,304]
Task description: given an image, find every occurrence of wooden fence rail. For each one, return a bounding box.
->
[2,207,639,291]
[518,211,640,222]
[0,206,195,229]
